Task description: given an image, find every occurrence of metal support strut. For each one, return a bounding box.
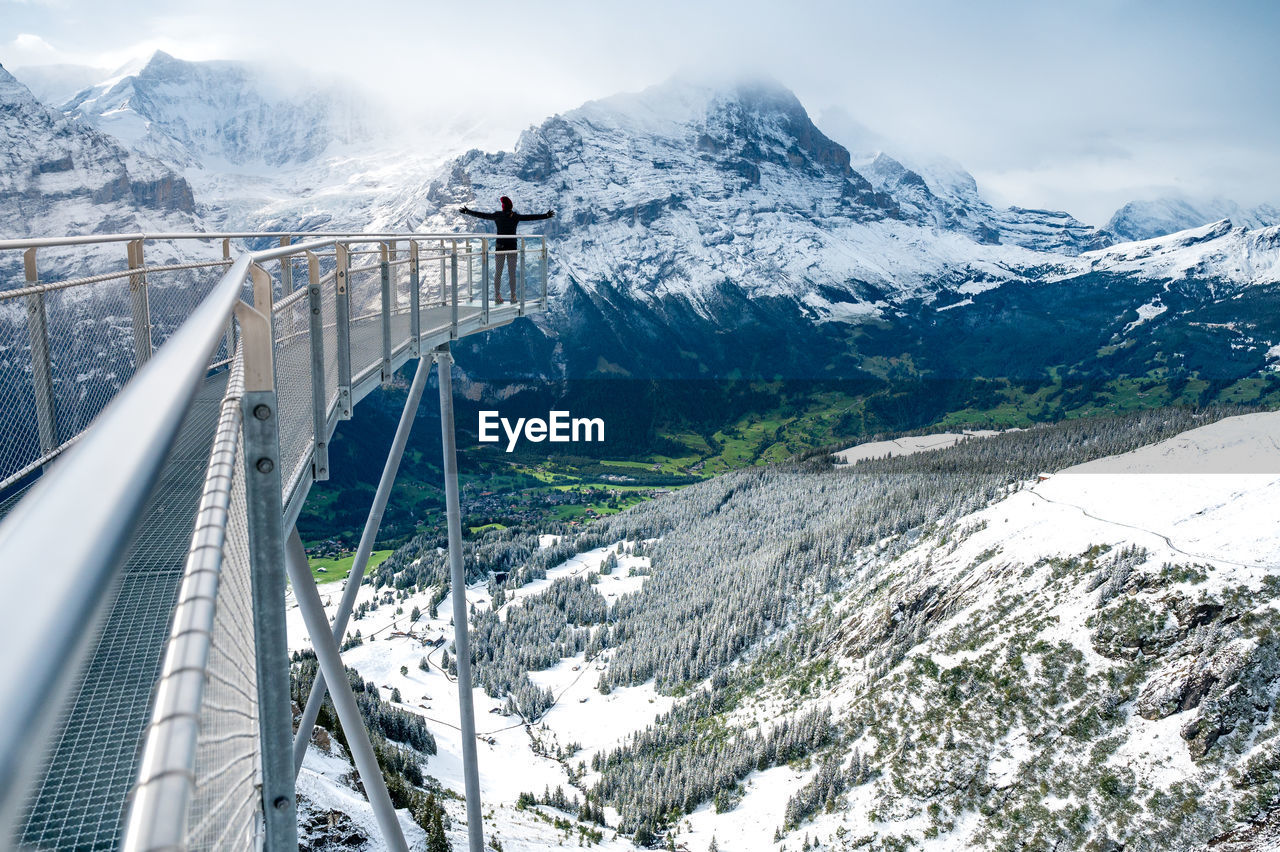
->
[285,531,410,852]
[380,242,393,383]
[234,269,297,851]
[436,344,484,852]
[292,354,432,775]
[306,252,328,481]
[126,239,152,367]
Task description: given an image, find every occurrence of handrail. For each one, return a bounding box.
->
[122,351,246,850]
[0,231,545,252]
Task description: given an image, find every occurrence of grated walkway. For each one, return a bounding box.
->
[14,298,517,849]
[18,372,228,850]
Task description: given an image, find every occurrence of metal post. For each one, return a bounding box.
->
[234,287,297,852]
[481,238,490,326]
[465,238,473,302]
[450,242,459,337]
[409,240,421,355]
[127,240,152,366]
[380,242,392,383]
[436,345,484,852]
[279,236,293,293]
[518,239,527,315]
[306,252,329,481]
[221,240,235,360]
[292,355,431,775]
[438,241,447,308]
[335,243,353,419]
[23,249,56,457]
[285,531,410,852]
[541,237,549,306]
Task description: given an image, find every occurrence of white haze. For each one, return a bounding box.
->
[2,0,1278,226]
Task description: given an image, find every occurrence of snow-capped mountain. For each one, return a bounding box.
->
[0,61,198,240]
[12,61,1280,401]
[58,52,500,232]
[398,76,1280,390]
[1107,196,1280,242]
[820,108,1109,254]
[1082,219,1280,286]
[63,50,368,170]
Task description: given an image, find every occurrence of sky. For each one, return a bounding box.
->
[2,0,1277,226]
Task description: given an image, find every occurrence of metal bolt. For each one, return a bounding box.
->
[255,457,274,474]
[312,307,320,315]
[310,287,320,296]
[273,796,289,811]
[319,468,327,475]
[253,404,271,420]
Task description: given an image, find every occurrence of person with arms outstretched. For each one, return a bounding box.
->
[459,196,554,304]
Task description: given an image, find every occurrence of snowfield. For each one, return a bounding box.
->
[287,542,664,850]
[834,429,1005,465]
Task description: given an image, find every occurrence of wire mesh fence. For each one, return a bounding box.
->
[185,410,261,851]
[0,303,42,485]
[349,261,384,385]
[0,262,234,492]
[322,274,340,415]
[273,287,317,498]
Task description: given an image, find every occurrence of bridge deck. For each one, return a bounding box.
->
[18,298,531,849]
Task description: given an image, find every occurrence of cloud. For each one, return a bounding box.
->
[6,32,59,63]
[1,0,1275,222]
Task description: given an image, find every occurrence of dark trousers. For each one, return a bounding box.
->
[494,251,517,302]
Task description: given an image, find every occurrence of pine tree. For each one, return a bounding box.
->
[427,808,449,852]
[414,793,451,852]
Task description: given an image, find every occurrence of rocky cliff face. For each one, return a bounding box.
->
[0,62,197,238]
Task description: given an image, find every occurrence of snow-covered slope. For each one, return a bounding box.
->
[1108,196,1280,242]
[290,410,1280,850]
[1083,219,1280,286]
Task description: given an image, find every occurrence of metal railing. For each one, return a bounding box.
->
[0,229,550,851]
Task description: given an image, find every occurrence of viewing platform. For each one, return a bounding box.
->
[0,230,549,851]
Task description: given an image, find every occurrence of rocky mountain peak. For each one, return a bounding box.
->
[0,62,196,237]
[438,74,902,238]
[1106,196,1280,242]
[62,53,367,170]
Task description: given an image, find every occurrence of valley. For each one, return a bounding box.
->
[286,408,1280,851]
